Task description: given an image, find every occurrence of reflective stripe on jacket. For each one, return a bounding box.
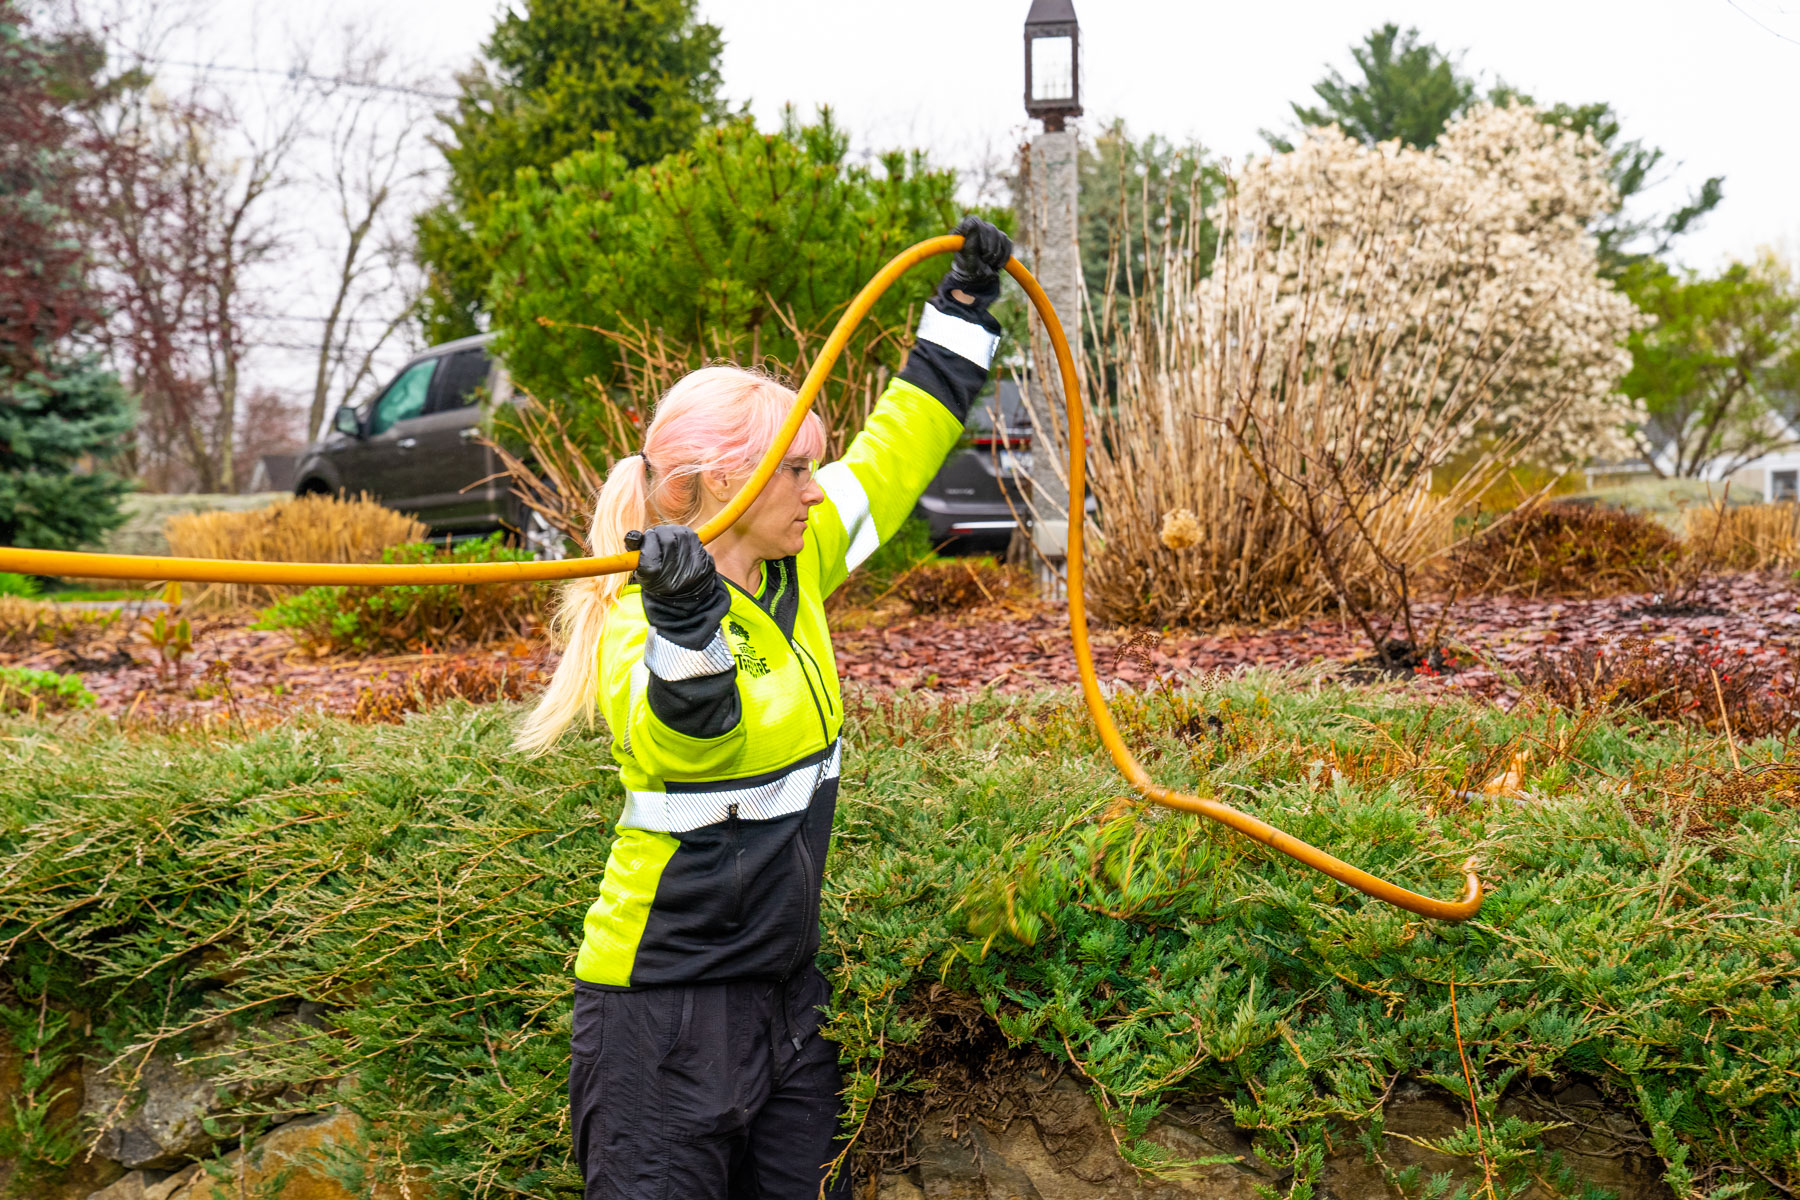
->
[575,306,996,988]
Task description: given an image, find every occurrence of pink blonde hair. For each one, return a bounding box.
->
[516,365,826,753]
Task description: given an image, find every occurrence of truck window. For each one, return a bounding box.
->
[369,359,438,435]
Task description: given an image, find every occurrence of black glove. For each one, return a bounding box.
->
[933,216,1012,333]
[630,525,729,648]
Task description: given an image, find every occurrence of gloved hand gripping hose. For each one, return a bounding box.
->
[0,236,1483,921]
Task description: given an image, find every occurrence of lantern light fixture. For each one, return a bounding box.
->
[1023,0,1081,132]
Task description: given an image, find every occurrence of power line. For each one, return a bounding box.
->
[1725,0,1800,45]
[134,55,462,103]
[245,312,408,327]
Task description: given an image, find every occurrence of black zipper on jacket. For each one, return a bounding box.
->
[727,801,745,930]
[723,574,833,981]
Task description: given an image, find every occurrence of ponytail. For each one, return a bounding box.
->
[513,454,650,754]
[514,365,826,755]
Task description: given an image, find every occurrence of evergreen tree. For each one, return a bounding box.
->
[1269,24,1723,274]
[0,2,133,551]
[478,110,967,462]
[0,355,135,550]
[1270,24,1473,152]
[416,0,727,342]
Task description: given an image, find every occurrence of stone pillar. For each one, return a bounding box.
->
[1017,128,1080,595]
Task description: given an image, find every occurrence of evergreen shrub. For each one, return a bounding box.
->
[0,679,1794,1195]
[0,573,39,599]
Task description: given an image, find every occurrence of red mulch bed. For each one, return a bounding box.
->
[834,572,1800,703]
[5,573,1796,728]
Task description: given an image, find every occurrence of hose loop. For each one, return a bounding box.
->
[0,235,1484,920]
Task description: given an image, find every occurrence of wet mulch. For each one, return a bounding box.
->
[5,572,1796,725]
[833,572,1800,703]
[0,617,555,727]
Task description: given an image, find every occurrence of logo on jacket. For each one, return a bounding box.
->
[726,619,769,677]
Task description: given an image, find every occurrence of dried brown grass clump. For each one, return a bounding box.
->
[165,493,427,610]
[893,560,1031,615]
[1445,502,1683,599]
[351,658,547,724]
[1519,635,1800,737]
[1684,501,1800,572]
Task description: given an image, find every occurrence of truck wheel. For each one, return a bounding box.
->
[522,507,569,561]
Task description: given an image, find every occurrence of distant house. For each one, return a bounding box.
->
[1585,411,1800,500]
[246,453,298,494]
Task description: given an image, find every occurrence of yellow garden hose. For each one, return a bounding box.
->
[0,236,1483,921]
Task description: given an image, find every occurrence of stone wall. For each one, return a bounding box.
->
[3,1019,1675,1200]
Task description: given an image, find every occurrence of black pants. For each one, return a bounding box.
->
[569,967,853,1200]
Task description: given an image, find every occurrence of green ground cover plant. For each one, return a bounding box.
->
[0,676,1794,1198]
[0,666,92,715]
[253,534,547,654]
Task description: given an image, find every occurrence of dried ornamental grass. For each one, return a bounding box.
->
[165,493,427,610]
[1683,501,1800,571]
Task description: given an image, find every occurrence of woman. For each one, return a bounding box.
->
[518,216,1014,1200]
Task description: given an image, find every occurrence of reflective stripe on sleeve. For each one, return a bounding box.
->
[917,304,1000,369]
[643,626,734,681]
[815,462,880,572]
[619,742,843,833]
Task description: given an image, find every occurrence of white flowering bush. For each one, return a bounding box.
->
[1233,102,1640,461]
[1079,103,1642,630]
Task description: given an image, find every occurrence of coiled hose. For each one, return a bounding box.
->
[0,236,1484,921]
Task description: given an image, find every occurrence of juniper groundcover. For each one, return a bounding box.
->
[0,674,1794,1197]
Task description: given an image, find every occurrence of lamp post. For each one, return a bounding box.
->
[1018,0,1080,594]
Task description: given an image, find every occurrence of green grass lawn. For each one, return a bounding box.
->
[0,676,1794,1198]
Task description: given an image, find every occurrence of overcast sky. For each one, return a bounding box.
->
[175,0,1800,423]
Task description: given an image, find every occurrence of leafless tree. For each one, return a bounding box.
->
[300,29,433,442]
[82,24,306,493]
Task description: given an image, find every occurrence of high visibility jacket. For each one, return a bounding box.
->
[575,300,1000,988]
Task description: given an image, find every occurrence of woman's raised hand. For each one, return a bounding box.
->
[631,525,727,639]
[948,215,1013,304]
